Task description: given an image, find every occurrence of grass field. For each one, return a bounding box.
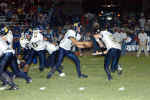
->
[0,54,150,100]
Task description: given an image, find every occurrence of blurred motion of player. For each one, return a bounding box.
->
[94,29,122,80]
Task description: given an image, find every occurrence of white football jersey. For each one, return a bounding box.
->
[113,32,122,43]
[120,32,127,40]
[5,30,13,44]
[20,33,31,49]
[20,31,44,51]
[1,30,13,48]
[20,31,58,53]
[44,41,59,54]
[0,37,14,57]
[30,31,45,51]
[0,38,8,56]
[100,31,121,50]
[59,29,80,50]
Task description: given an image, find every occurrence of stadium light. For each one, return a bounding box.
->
[106,16,112,20]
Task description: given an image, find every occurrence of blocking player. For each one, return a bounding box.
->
[46,29,92,79]
[20,28,63,76]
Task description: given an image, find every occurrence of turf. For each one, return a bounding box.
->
[0,55,150,100]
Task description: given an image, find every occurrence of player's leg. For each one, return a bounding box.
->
[137,44,142,57]
[46,48,65,79]
[10,56,32,83]
[55,51,64,71]
[104,50,113,80]
[47,51,62,73]
[0,72,18,90]
[0,53,13,74]
[45,41,62,70]
[0,53,14,87]
[46,53,55,67]
[23,50,35,75]
[38,50,47,72]
[110,49,122,75]
[91,36,100,55]
[110,49,121,71]
[66,51,88,78]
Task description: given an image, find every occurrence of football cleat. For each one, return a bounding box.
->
[39,68,44,72]
[8,85,19,90]
[26,77,32,83]
[79,74,88,78]
[46,72,53,79]
[117,64,123,75]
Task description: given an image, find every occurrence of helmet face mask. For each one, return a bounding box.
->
[24,29,33,41]
[25,34,32,40]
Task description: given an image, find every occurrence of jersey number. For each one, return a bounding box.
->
[32,42,38,48]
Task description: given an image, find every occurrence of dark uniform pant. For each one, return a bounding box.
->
[104,48,121,79]
[51,47,82,77]
[0,52,29,81]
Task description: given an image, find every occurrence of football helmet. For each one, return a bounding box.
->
[0,26,9,36]
[24,28,33,40]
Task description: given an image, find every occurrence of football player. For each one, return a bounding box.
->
[20,28,63,76]
[0,37,18,90]
[0,26,32,83]
[46,29,92,79]
[93,29,122,80]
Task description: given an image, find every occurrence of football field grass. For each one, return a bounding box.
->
[0,54,150,100]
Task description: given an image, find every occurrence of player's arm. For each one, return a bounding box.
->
[93,46,108,56]
[93,34,105,48]
[70,37,92,48]
[2,36,7,41]
[93,34,108,55]
[97,49,108,55]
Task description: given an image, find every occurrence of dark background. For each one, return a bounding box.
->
[82,0,142,12]
[60,0,150,17]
